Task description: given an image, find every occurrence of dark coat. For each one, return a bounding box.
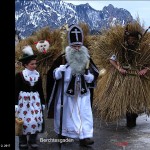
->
[15,72,45,105]
[46,53,99,118]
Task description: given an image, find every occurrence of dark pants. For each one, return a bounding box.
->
[19,134,37,145]
[126,112,138,127]
[28,134,37,144]
[19,135,27,145]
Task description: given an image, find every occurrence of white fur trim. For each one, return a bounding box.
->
[22,68,39,86]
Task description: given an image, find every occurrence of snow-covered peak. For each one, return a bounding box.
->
[15,0,133,38]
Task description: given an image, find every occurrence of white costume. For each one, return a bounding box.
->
[53,64,94,139]
[47,25,99,142]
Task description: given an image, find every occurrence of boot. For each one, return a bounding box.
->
[79,138,94,146]
[57,134,67,139]
[28,134,39,149]
[19,135,28,149]
[126,113,138,128]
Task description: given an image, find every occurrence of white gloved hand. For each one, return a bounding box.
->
[54,65,66,80]
[42,105,45,110]
[58,65,66,72]
[84,73,94,83]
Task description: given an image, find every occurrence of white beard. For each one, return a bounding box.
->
[65,46,90,75]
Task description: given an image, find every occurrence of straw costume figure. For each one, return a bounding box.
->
[93,21,150,128]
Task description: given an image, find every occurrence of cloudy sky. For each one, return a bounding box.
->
[64,0,150,28]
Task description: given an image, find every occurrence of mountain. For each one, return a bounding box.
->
[15,0,133,38]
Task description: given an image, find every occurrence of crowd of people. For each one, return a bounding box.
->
[15,22,150,149]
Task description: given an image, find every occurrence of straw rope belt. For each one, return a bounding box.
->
[122,65,150,80]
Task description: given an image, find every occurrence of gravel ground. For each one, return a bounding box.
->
[15,110,150,150]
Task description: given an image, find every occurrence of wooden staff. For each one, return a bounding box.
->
[58,24,68,141]
[85,59,90,75]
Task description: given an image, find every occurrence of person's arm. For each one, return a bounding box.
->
[84,70,94,83]
[109,59,127,74]
[109,59,120,70]
[53,65,66,80]
[138,66,150,76]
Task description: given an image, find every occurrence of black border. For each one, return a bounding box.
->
[0,0,15,149]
